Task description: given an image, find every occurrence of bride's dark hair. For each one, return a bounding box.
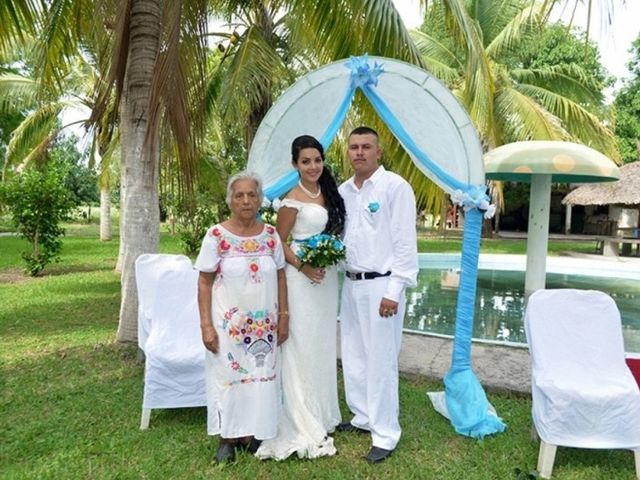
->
[291,135,346,235]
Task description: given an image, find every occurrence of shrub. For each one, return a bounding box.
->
[0,164,74,275]
[168,191,224,256]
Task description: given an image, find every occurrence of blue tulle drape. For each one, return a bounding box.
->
[444,209,506,437]
[263,55,505,438]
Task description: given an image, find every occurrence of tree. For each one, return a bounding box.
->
[50,135,99,213]
[411,0,618,231]
[94,0,429,343]
[0,161,74,275]
[413,0,616,156]
[614,33,640,163]
[4,0,462,343]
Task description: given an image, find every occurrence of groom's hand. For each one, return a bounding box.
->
[379,297,398,318]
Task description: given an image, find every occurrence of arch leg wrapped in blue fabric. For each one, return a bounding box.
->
[444,208,506,438]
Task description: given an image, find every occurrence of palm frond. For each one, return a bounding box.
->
[494,85,568,143]
[95,128,121,189]
[410,29,462,84]
[216,24,290,127]
[515,82,619,160]
[34,0,96,95]
[485,3,542,59]
[4,101,63,172]
[288,0,424,66]
[89,0,131,129]
[146,0,210,190]
[511,64,604,106]
[0,73,38,110]
[437,0,497,146]
[0,0,42,52]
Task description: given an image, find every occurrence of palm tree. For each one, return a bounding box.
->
[412,0,616,156]
[1,23,120,242]
[12,0,612,342]
[409,0,618,230]
[98,0,426,343]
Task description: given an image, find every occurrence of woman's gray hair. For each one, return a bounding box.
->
[225,171,264,206]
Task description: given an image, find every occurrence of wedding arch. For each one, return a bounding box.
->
[247,55,505,439]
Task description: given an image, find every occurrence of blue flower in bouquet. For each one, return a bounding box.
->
[308,235,321,248]
[296,233,346,268]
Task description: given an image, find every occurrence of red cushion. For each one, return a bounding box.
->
[626,358,640,389]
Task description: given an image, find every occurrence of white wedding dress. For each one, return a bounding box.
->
[256,198,341,460]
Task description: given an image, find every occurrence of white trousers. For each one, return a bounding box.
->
[339,276,405,450]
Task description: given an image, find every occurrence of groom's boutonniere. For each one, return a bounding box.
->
[367,201,380,213]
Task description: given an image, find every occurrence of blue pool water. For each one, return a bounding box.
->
[404,254,640,353]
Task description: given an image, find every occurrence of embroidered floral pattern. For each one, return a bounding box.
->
[209,224,279,283]
[223,373,277,388]
[209,224,278,256]
[205,223,281,391]
[241,238,260,253]
[248,258,260,282]
[227,352,248,374]
[223,306,278,367]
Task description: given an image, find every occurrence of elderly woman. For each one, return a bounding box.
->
[196,171,288,464]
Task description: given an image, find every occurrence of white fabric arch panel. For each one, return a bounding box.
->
[248,56,484,195]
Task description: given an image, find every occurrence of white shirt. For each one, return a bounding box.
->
[339,166,418,302]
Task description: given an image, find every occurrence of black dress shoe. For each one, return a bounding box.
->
[215,442,236,464]
[335,422,369,434]
[366,446,393,463]
[240,438,262,454]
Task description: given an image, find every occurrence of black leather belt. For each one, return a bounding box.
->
[345,270,391,281]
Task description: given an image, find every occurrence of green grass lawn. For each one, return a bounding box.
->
[1,225,637,479]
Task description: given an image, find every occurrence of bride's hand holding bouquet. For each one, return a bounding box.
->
[296,233,346,284]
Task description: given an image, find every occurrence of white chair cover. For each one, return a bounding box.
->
[142,268,206,409]
[135,253,193,349]
[525,289,640,450]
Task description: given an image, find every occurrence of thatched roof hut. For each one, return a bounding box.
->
[562,161,640,206]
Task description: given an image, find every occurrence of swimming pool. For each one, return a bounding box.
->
[405,254,640,353]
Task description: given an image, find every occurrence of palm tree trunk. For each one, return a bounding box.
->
[116,169,125,273]
[116,0,162,343]
[99,185,111,241]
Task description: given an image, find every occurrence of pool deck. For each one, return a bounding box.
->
[341,252,640,395]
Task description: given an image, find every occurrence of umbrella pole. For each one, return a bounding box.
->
[525,174,552,300]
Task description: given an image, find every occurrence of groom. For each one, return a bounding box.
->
[337,126,418,463]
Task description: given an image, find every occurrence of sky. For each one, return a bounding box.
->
[392,0,640,86]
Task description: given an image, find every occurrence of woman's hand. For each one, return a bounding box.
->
[300,264,325,284]
[202,325,219,353]
[277,312,289,345]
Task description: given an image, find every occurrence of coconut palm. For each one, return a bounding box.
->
[92,0,430,343]
[107,0,435,343]
[409,0,618,230]
[9,0,615,342]
[412,0,617,156]
[1,22,121,241]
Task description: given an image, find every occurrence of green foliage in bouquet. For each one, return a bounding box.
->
[296,233,346,268]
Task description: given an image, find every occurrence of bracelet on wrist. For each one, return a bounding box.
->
[278,311,289,316]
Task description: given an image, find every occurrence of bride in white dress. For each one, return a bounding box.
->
[256,135,346,460]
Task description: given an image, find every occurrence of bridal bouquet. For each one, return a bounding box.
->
[296,233,346,268]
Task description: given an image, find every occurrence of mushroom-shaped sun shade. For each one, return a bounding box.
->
[484,141,620,298]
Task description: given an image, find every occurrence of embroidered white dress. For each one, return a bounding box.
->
[256,198,341,460]
[195,223,285,439]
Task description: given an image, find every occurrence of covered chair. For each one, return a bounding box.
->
[135,253,193,348]
[525,289,640,479]
[138,266,207,429]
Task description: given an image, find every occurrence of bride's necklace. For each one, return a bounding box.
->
[298,180,321,199]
